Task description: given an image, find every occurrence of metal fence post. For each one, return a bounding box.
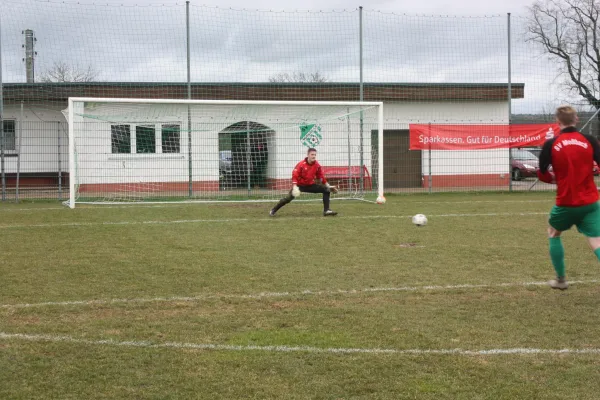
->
[58,121,63,200]
[428,123,432,194]
[359,6,365,194]
[187,1,193,198]
[0,15,5,202]
[508,13,513,192]
[16,102,23,202]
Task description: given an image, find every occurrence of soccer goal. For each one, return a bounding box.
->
[66,98,384,208]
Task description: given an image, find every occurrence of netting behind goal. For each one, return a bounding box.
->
[66,99,383,207]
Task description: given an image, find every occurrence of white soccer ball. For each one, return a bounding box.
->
[412,214,427,226]
[376,195,386,205]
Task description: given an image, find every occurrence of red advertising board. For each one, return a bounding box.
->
[409,124,559,150]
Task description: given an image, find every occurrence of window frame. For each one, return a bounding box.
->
[161,124,181,154]
[135,125,157,154]
[111,124,132,154]
[110,122,182,156]
[1,120,16,152]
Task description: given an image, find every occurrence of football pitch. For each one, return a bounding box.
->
[2,192,600,399]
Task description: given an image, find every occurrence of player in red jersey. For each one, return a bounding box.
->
[270,148,338,217]
[538,105,600,290]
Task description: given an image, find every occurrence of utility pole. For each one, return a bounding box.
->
[22,29,37,83]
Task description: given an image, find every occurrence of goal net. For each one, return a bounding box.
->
[66,98,383,207]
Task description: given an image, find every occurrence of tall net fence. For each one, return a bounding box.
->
[0,0,594,201]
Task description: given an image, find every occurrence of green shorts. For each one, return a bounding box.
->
[549,202,600,237]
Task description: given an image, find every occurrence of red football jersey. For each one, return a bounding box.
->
[538,127,600,207]
[292,158,327,186]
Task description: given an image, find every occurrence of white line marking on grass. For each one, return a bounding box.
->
[0,212,547,229]
[0,218,249,229]
[0,207,66,211]
[410,200,552,204]
[0,204,233,212]
[0,199,554,212]
[3,279,597,310]
[1,332,599,356]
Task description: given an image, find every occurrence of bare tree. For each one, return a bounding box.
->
[39,61,99,82]
[527,0,600,110]
[268,71,328,83]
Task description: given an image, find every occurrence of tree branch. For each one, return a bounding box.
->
[39,61,99,83]
[527,0,600,108]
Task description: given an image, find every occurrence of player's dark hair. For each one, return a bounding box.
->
[307,148,317,153]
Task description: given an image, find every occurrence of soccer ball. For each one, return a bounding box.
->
[412,214,427,226]
[376,195,386,205]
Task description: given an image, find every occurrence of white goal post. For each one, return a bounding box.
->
[67,98,384,208]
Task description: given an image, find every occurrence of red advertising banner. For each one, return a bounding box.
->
[409,123,559,150]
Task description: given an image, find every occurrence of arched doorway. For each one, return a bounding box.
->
[219,121,273,190]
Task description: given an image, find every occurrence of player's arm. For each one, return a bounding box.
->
[538,138,554,173]
[537,138,555,183]
[317,165,338,193]
[582,133,600,166]
[292,163,300,186]
[291,162,301,197]
[316,164,327,185]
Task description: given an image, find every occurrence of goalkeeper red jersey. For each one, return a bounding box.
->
[292,158,327,186]
[538,126,600,207]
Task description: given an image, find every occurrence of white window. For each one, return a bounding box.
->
[2,120,16,151]
[111,123,181,154]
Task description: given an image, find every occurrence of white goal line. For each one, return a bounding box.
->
[1,332,599,356]
[0,199,554,213]
[0,211,548,229]
[2,279,597,310]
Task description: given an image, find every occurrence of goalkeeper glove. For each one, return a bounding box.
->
[326,183,338,194]
[292,185,300,198]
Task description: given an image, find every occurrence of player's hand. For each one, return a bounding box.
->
[326,183,338,194]
[292,185,300,198]
[537,170,555,184]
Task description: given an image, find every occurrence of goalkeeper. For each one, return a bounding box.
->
[270,148,338,217]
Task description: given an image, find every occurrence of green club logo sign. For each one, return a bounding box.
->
[300,124,322,147]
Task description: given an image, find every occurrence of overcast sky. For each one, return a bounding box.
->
[69,0,534,15]
[2,0,577,113]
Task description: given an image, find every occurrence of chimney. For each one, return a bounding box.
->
[22,29,37,83]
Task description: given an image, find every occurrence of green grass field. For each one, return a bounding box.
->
[2,192,600,399]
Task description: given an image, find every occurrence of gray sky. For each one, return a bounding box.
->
[82,0,533,15]
[1,0,577,113]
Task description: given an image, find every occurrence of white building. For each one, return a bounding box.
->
[0,82,522,194]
